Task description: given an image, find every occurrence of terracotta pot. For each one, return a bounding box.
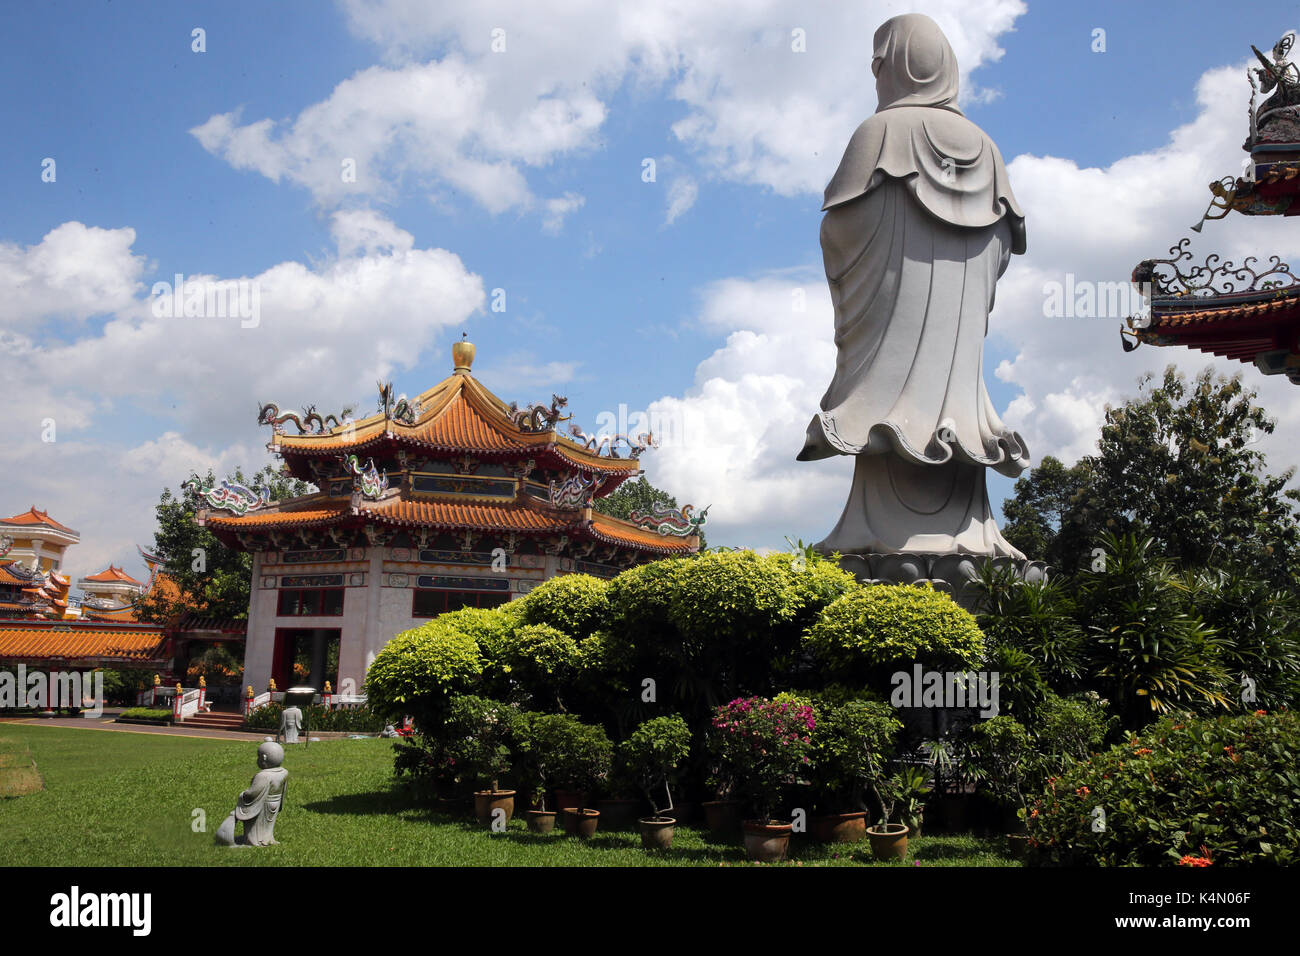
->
[810,811,867,843]
[526,810,556,834]
[866,823,910,861]
[742,820,792,862]
[703,799,741,834]
[473,789,516,827]
[562,807,600,838]
[596,798,643,831]
[638,816,676,850]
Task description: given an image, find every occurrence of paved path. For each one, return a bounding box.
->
[0,713,271,742]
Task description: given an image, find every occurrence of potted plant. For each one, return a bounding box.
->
[620,714,692,850]
[444,695,520,828]
[710,696,816,862]
[806,699,873,843]
[514,711,572,833]
[810,698,907,859]
[962,716,1039,857]
[596,758,645,832]
[552,718,613,838]
[896,765,933,838]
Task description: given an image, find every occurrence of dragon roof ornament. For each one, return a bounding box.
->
[627,501,709,537]
[183,476,271,516]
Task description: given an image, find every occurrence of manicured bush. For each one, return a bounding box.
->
[1025,710,1300,866]
[364,617,483,726]
[518,574,610,639]
[805,583,986,684]
[517,711,613,812]
[497,623,580,710]
[118,707,172,722]
[244,702,386,733]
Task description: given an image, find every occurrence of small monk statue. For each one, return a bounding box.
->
[215,742,289,847]
[277,705,303,744]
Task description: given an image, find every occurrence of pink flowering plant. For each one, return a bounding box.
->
[709,695,816,823]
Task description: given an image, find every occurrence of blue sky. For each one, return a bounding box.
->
[5,0,1300,583]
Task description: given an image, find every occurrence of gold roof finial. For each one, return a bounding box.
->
[452,333,476,374]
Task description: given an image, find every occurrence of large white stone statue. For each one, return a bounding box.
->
[215,742,288,847]
[798,14,1029,563]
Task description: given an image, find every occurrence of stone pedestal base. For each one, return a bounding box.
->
[831,551,1049,611]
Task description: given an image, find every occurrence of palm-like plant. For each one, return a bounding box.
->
[1076,534,1231,726]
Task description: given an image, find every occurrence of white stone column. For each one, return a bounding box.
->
[242,551,277,692]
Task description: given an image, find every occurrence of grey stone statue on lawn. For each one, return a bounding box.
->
[278,705,303,744]
[797,13,1034,589]
[215,742,288,847]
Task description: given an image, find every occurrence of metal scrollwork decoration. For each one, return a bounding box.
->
[508,394,571,431]
[341,454,388,500]
[1132,238,1299,299]
[627,501,710,537]
[182,476,271,515]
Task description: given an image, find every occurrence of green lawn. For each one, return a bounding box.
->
[0,724,1015,867]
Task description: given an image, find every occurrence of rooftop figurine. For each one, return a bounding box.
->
[215,742,289,847]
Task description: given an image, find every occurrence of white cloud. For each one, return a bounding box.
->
[0,222,147,326]
[194,1,1027,219]
[0,210,486,579]
[665,176,698,225]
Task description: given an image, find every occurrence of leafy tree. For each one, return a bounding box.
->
[1001,366,1300,582]
[595,475,708,549]
[1000,455,1096,569]
[135,465,311,624]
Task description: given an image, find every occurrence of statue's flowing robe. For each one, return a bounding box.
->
[233,767,288,846]
[797,13,1030,557]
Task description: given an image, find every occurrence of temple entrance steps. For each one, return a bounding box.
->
[181,710,247,731]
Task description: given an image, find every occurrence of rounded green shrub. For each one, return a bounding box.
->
[364,618,483,725]
[1026,710,1300,866]
[518,573,610,639]
[805,583,986,681]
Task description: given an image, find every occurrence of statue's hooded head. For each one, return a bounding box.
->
[257,741,285,769]
[872,14,961,114]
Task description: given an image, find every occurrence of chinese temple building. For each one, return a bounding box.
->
[196,339,702,694]
[1125,33,1300,382]
[0,507,80,573]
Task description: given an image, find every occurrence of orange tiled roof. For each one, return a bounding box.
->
[80,604,139,623]
[589,513,697,553]
[272,372,640,476]
[83,565,144,586]
[1147,293,1300,330]
[206,493,697,554]
[1,507,78,536]
[0,621,166,663]
[0,562,36,587]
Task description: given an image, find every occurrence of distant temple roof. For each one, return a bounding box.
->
[82,565,144,586]
[198,341,702,558]
[1,507,79,537]
[270,360,645,489]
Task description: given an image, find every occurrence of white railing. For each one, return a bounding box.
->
[241,690,369,715]
[173,688,202,720]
